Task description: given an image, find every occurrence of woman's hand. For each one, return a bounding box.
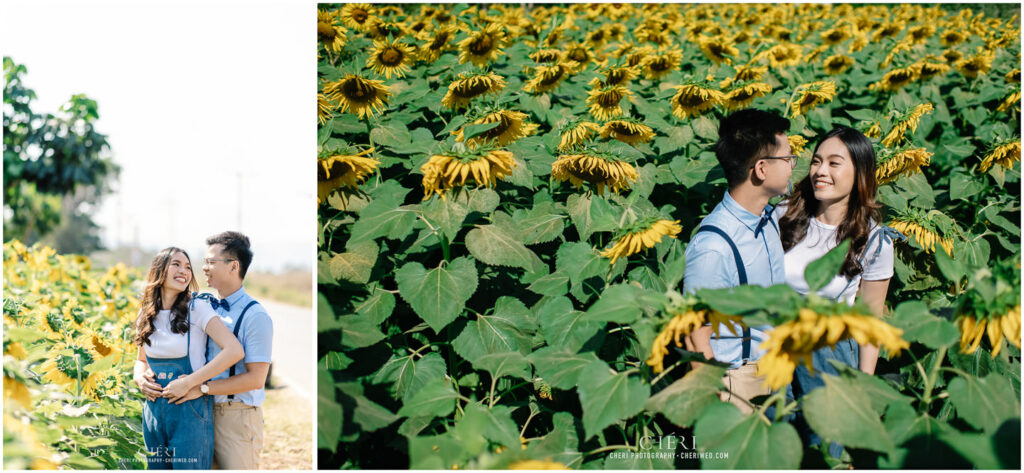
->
[162,374,195,400]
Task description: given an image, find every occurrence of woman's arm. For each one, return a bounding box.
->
[162,317,244,399]
[133,344,162,401]
[857,278,891,375]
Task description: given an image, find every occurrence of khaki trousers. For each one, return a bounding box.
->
[720,362,771,414]
[211,402,263,470]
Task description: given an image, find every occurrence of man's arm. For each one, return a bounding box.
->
[205,362,270,395]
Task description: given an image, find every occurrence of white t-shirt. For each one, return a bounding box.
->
[774,205,894,305]
[139,299,218,372]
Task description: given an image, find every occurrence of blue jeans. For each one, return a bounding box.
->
[791,339,859,459]
[143,356,214,469]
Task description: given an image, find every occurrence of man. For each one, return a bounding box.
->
[683,109,794,414]
[135,231,273,469]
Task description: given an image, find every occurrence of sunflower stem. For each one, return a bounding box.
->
[440,234,451,262]
[75,353,83,404]
[920,345,947,412]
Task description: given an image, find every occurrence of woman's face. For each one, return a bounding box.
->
[809,136,856,206]
[162,251,192,295]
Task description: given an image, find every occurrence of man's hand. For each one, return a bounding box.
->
[134,365,161,401]
[171,385,203,405]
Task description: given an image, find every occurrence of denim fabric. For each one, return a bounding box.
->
[143,355,214,469]
[791,339,859,459]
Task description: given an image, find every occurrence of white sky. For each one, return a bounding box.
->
[1,1,313,271]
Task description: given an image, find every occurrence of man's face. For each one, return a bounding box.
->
[203,244,237,291]
[760,133,794,196]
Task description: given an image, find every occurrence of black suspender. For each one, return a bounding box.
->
[227,300,260,400]
[695,225,752,361]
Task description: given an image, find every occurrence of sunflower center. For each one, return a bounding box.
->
[676,93,708,107]
[455,79,491,97]
[589,30,604,42]
[352,9,368,23]
[470,34,494,55]
[342,78,374,103]
[539,67,565,86]
[568,48,588,62]
[480,116,512,139]
[649,57,669,71]
[730,90,754,102]
[610,123,639,136]
[381,47,403,65]
[431,32,450,49]
[318,22,336,39]
[627,54,645,67]
[597,90,622,107]
[607,69,626,85]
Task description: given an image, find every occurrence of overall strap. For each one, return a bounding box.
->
[227,300,260,400]
[696,225,751,361]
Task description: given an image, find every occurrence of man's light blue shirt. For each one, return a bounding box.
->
[683,191,785,368]
[207,286,273,407]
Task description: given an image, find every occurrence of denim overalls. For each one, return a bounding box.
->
[142,311,214,469]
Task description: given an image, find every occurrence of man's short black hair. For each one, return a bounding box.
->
[714,109,791,188]
[206,231,253,280]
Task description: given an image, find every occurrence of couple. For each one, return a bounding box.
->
[683,109,894,453]
[131,231,273,469]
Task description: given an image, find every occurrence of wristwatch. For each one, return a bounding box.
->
[200,383,209,395]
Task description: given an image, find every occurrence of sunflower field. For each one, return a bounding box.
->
[316,3,1021,469]
[3,240,146,469]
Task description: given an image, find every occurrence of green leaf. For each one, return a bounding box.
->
[465,403,522,450]
[324,351,353,370]
[354,287,396,326]
[694,402,803,469]
[583,283,656,324]
[317,293,342,333]
[527,346,602,390]
[669,153,719,188]
[645,364,726,428]
[336,382,399,432]
[527,411,583,468]
[349,202,417,244]
[831,364,914,415]
[370,121,412,147]
[467,188,500,214]
[465,220,545,273]
[804,239,850,292]
[934,243,966,283]
[536,296,603,352]
[655,125,694,155]
[887,301,959,350]
[462,121,502,140]
[801,374,894,452]
[473,351,531,380]
[565,194,619,241]
[317,366,342,453]
[576,361,649,439]
[947,373,1020,433]
[527,271,569,297]
[329,240,378,284]
[511,203,566,245]
[421,195,470,241]
[949,171,986,200]
[337,314,385,349]
[555,241,607,287]
[372,352,447,402]
[453,297,535,361]
[395,257,478,332]
[396,378,460,419]
[691,115,719,140]
[408,432,467,469]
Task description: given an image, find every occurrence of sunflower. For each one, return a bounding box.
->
[452,110,537,147]
[509,460,568,470]
[601,218,682,265]
[723,82,772,111]
[881,103,934,148]
[914,58,952,80]
[522,63,572,94]
[889,217,953,256]
[873,22,902,41]
[697,35,739,65]
[942,48,963,64]
[600,119,655,145]
[421,148,517,200]
[3,375,31,410]
[870,65,918,92]
[940,28,967,46]
[1006,69,1020,83]
[366,38,414,79]
[820,25,852,45]
[551,151,638,195]
[906,24,935,44]
[646,308,746,373]
[40,338,103,398]
[417,26,456,63]
[601,65,638,87]
[641,47,683,80]
[789,135,808,157]
[955,50,994,79]
[804,44,831,64]
[563,41,593,66]
[339,3,375,32]
[441,72,506,109]
[757,309,909,389]
[317,93,334,125]
[584,26,609,50]
[557,120,601,152]
[586,83,632,121]
[876,147,932,185]
[823,54,855,75]
[317,148,379,204]
[790,81,837,117]
[978,141,1021,173]
[957,307,1021,358]
[529,48,563,64]
[317,9,347,53]
[322,74,391,119]
[364,19,408,40]
[734,64,768,83]
[996,91,1020,113]
[765,43,802,69]
[458,23,507,67]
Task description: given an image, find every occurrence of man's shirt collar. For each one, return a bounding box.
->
[720,190,772,234]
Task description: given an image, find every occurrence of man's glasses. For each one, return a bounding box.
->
[751,155,799,169]
[203,258,236,265]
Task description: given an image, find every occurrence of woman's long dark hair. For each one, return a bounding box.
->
[134,247,198,347]
[779,126,882,279]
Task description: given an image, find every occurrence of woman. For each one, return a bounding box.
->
[775,126,895,456]
[133,247,244,469]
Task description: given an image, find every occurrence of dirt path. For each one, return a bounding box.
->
[261,382,313,470]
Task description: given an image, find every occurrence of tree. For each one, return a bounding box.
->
[3,57,119,249]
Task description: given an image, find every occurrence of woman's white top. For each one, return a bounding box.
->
[774,204,895,306]
[139,299,218,372]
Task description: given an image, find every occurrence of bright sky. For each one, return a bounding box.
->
[1,1,313,271]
